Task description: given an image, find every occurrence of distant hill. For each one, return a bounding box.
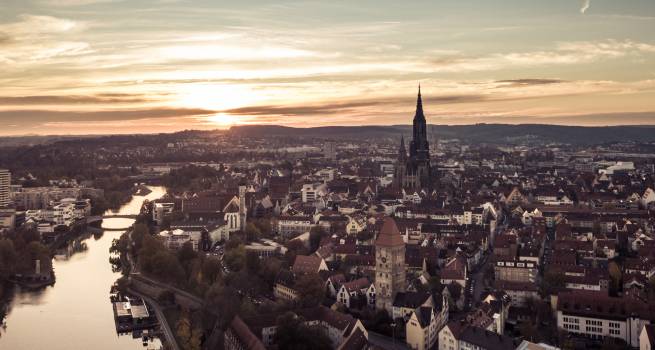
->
[229,124,655,145]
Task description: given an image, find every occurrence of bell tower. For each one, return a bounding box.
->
[375,217,406,313]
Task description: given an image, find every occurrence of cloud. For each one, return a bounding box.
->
[0,94,157,106]
[221,95,486,117]
[495,79,566,87]
[0,14,91,64]
[0,108,215,125]
[0,32,11,45]
[1,15,79,36]
[424,40,655,73]
[429,111,655,126]
[581,0,591,14]
[41,0,125,6]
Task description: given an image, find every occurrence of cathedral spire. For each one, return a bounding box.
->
[398,135,407,160]
[415,84,424,120]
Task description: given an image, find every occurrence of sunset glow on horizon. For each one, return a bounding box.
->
[1,0,654,135]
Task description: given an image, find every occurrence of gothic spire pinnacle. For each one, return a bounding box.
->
[415,84,424,120]
[398,134,407,160]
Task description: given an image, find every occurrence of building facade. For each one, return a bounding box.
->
[556,290,655,347]
[0,169,11,207]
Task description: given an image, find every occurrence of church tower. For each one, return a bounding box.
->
[394,86,433,190]
[375,217,406,313]
[409,85,430,161]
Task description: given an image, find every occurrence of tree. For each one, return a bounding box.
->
[274,312,332,350]
[177,242,199,276]
[608,261,622,295]
[224,245,246,272]
[540,270,566,297]
[309,226,326,253]
[204,284,240,329]
[176,308,201,350]
[259,257,283,287]
[0,239,17,279]
[201,257,223,285]
[158,290,176,306]
[294,273,325,307]
[244,223,261,242]
[252,218,272,238]
[245,252,261,273]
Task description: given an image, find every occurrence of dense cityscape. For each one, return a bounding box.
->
[1,90,655,350]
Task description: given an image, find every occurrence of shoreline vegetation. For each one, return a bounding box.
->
[0,184,143,328]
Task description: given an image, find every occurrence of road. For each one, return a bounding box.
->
[464,252,492,310]
[128,287,180,350]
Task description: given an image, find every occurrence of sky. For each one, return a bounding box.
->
[1,0,654,135]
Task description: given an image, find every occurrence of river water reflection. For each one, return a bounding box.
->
[0,186,166,350]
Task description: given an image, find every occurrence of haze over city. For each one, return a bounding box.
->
[1,0,655,135]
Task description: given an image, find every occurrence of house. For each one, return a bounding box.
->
[406,296,449,350]
[365,284,376,309]
[346,215,367,235]
[494,280,538,307]
[241,306,369,349]
[224,315,266,350]
[438,321,519,350]
[440,254,467,288]
[443,283,465,311]
[273,270,300,303]
[337,278,371,309]
[640,324,655,350]
[406,307,439,350]
[292,255,328,275]
[514,341,560,350]
[327,273,347,298]
[392,291,433,321]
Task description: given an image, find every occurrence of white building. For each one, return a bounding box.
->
[153,202,175,225]
[277,215,313,237]
[556,290,654,347]
[0,169,10,207]
[159,228,202,251]
[406,297,449,350]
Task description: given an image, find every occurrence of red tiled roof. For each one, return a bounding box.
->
[292,255,324,274]
[228,316,266,350]
[375,217,404,247]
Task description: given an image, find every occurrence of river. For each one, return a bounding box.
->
[0,186,167,350]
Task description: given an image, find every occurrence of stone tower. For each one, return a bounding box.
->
[375,217,406,314]
[238,184,247,231]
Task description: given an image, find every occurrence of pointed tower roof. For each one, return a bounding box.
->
[398,135,407,160]
[376,217,405,247]
[414,84,425,121]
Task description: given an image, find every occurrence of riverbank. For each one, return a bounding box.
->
[0,186,167,350]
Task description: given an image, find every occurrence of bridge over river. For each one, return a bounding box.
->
[86,215,138,231]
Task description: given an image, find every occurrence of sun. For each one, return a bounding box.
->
[206,113,242,127]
